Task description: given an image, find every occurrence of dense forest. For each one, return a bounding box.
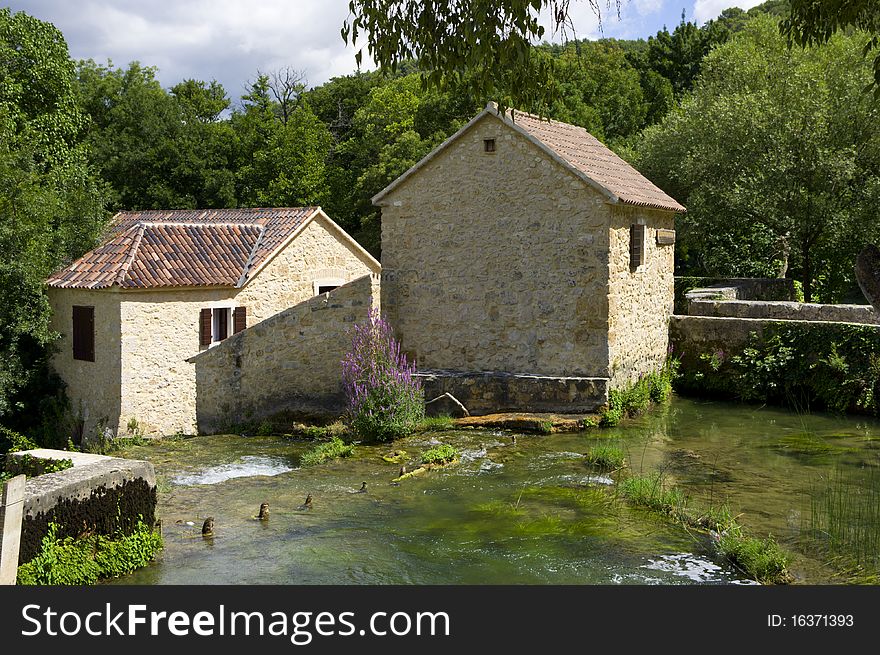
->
[1,1,878,441]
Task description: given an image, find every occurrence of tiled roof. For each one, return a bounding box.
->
[47,207,318,289]
[508,111,685,212]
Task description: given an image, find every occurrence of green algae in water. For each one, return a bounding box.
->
[765,432,857,460]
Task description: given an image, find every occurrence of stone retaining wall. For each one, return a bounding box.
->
[7,449,156,564]
[418,370,609,415]
[190,274,379,433]
[688,299,879,325]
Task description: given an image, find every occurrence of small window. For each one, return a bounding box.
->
[483,138,496,153]
[314,278,345,296]
[200,306,241,347]
[630,223,646,269]
[72,305,95,361]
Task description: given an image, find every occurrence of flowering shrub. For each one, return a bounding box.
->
[341,310,424,442]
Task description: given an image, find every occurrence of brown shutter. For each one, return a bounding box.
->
[233,306,247,334]
[72,306,95,362]
[200,308,212,346]
[630,224,645,269]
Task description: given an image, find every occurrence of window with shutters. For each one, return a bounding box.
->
[72,305,95,361]
[200,306,245,347]
[630,223,646,270]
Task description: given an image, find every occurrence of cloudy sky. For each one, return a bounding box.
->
[9,0,765,102]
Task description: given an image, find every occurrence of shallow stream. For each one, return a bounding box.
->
[114,398,880,585]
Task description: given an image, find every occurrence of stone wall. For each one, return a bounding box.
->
[419,370,608,415]
[236,212,380,324]
[688,299,880,325]
[378,112,611,378]
[190,274,380,434]
[47,288,123,440]
[669,315,773,365]
[51,213,379,438]
[606,205,676,387]
[8,449,156,564]
[119,287,236,437]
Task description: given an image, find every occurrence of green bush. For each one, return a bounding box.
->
[599,358,679,426]
[17,520,163,586]
[420,444,459,465]
[675,323,880,415]
[5,453,73,478]
[299,437,356,467]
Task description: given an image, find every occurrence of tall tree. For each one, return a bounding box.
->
[782,0,880,95]
[77,60,236,209]
[0,9,108,429]
[635,16,880,303]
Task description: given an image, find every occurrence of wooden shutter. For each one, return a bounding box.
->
[233,306,247,334]
[72,306,95,362]
[630,224,645,269]
[200,308,212,346]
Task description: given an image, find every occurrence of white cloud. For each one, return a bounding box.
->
[692,0,766,25]
[5,0,371,101]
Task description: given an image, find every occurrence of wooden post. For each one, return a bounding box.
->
[0,475,26,585]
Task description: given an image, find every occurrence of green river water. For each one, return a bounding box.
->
[113,397,880,585]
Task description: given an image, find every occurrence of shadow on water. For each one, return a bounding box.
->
[112,398,880,585]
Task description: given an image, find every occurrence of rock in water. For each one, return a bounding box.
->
[856,244,880,312]
[202,517,214,536]
[258,502,269,520]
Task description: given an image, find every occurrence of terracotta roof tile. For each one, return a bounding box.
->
[47,207,317,289]
[509,111,686,212]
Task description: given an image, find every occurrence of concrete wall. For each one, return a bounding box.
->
[47,288,123,440]
[190,274,380,434]
[688,299,880,325]
[607,206,676,386]
[378,112,612,378]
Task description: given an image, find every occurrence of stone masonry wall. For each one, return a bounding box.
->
[688,299,880,325]
[47,288,123,440]
[378,112,611,378]
[117,213,377,437]
[119,287,237,436]
[607,206,676,387]
[190,274,379,434]
[235,212,380,324]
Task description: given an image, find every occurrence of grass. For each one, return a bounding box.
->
[618,473,688,516]
[17,520,162,585]
[808,465,880,574]
[584,444,626,470]
[420,444,459,465]
[599,358,679,427]
[617,472,792,584]
[717,527,791,585]
[417,415,456,432]
[299,437,356,467]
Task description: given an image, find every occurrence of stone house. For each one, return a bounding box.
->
[46,207,380,438]
[373,103,685,413]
